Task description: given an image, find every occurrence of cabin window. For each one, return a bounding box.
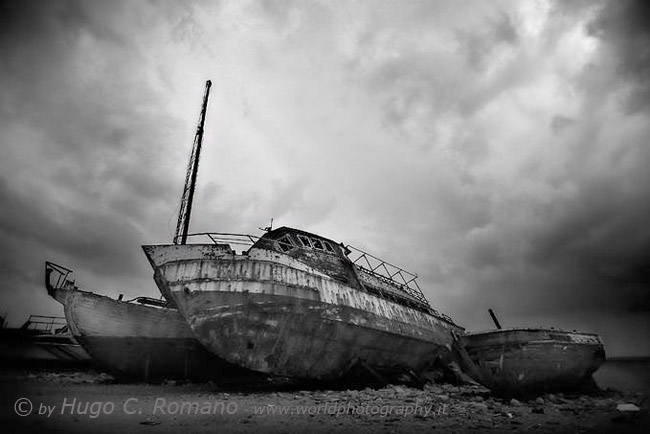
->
[324,242,334,253]
[298,236,312,248]
[312,239,324,250]
[278,236,294,252]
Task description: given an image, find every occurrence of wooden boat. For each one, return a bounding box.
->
[45,261,248,382]
[143,228,464,382]
[461,327,606,395]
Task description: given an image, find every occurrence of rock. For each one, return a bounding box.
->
[616,403,641,412]
[436,394,450,402]
[471,403,489,412]
[447,361,482,385]
[509,398,522,407]
[424,384,444,394]
[593,398,612,408]
[140,421,161,426]
[534,397,544,405]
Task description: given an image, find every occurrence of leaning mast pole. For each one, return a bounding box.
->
[174,80,212,245]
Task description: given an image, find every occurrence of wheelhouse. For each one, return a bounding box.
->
[251,227,456,324]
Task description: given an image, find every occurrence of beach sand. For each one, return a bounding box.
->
[1,368,648,434]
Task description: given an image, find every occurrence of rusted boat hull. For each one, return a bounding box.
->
[461,328,606,395]
[144,243,463,381]
[175,291,453,379]
[50,287,243,382]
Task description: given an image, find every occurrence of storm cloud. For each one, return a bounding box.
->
[1,0,648,356]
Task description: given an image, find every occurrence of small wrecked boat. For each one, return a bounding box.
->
[0,314,90,368]
[45,261,247,382]
[461,311,606,395]
[141,81,463,383]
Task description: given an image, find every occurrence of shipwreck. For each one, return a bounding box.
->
[142,79,464,383]
[44,261,247,382]
[460,310,606,395]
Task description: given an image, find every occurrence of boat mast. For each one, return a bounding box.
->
[174,80,212,245]
[488,308,502,330]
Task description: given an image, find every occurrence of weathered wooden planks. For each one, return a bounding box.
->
[461,328,606,395]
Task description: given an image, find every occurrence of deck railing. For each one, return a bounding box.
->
[345,245,429,305]
[20,315,67,334]
[183,232,259,246]
[46,261,74,291]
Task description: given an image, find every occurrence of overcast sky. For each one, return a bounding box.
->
[1,0,648,356]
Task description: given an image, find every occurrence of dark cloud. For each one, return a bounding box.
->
[0,0,190,321]
[551,115,574,134]
[1,0,648,357]
[587,0,650,114]
[0,174,142,279]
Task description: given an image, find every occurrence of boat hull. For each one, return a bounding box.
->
[176,291,454,379]
[144,244,463,381]
[53,287,244,382]
[461,328,606,395]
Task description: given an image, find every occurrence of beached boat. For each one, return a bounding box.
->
[142,79,462,382]
[45,261,246,382]
[142,79,464,382]
[461,327,606,395]
[143,229,464,382]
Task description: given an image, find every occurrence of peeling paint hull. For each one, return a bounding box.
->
[179,291,453,379]
[143,243,463,381]
[462,328,606,395]
[51,287,245,382]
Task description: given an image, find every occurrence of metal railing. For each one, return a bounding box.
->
[345,245,428,305]
[20,315,67,334]
[46,261,74,291]
[183,232,259,246]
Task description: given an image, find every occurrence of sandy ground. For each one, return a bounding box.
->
[1,369,648,434]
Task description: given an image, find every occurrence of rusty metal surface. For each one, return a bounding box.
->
[143,231,464,380]
[178,291,454,379]
[150,254,459,333]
